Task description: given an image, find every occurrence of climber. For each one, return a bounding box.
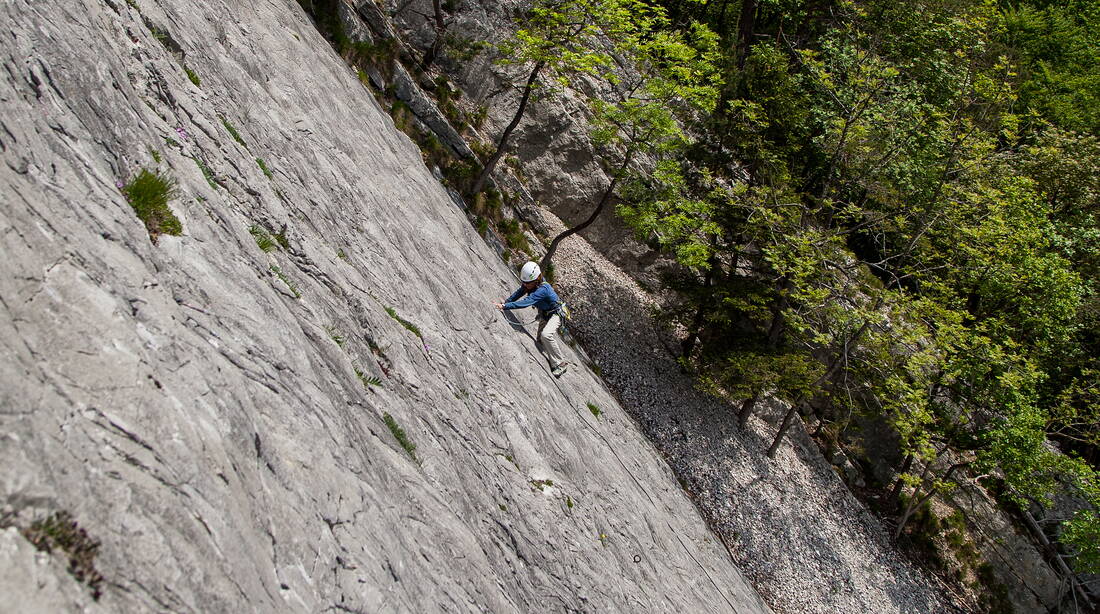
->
[495,261,569,377]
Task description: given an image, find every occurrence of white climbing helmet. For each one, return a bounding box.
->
[520,261,541,283]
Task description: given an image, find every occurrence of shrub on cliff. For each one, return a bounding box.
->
[121,168,182,241]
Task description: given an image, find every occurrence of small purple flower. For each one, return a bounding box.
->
[116,180,124,189]
[175,126,188,141]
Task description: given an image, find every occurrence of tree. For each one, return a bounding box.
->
[420,0,447,69]
[540,21,721,269]
[469,0,658,196]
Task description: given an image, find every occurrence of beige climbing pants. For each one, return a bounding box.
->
[537,313,565,369]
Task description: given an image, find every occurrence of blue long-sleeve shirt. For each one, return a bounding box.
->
[503,282,561,317]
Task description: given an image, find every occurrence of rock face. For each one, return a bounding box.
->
[0,1,770,612]
[389,0,661,281]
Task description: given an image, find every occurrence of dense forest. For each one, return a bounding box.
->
[303,0,1100,604]
[610,0,1100,583]
[620,0,1100,573]
[461,0,1100,580]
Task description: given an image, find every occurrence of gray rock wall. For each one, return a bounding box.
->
[388,0,662,280]
[0,0,769,612]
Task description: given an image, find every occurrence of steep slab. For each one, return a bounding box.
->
[0,0,769,612]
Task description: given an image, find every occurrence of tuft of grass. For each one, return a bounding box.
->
[499,217,529,254]
[356,369,382,388]
[382,412,417,461]
[337,248,348,260]
[249,225,276,252]
[390,101,415,137]
[192,156,217,189]
[566,496,574,509]
[544,261,556,283]
[20,511,104,600]
[384,306,422,339]
[256,157,273,179]
[531,479,554,491]
[121,168,182,240]
[587,402,602,418]
[475,216,488,237]
[270,265,300,298]
[149,149,161,163]
[325,325,346,346]
[184,66,200,86]
[348,39,396,76]
[273,227,290,250]
[470,105,488,130]
[470,139,495,161]
[220,116,247,148]
[590,363,603,377]
[473,188,503,221]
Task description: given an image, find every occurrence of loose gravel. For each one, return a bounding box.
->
[534,211,968,614]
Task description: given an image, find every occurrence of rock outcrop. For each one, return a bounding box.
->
[0,1,770,612]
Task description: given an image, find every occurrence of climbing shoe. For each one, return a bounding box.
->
[551,364,568,378]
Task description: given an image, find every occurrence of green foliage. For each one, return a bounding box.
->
[270,265,300,298]
[383,412,417,461]
[499,218,529,254]
[608,0,1100,572]
[356,369,382,389]
[385,306,422,339]
[1000,3,1100,133]
[249,224,277,252]
[1062,509,1100,573]
[587,402,602,418]
[389,100,415,136]
[325,325,345,347]
[19,511,104,599]
[184,66,200,86]
[255,158,273,179]
[121,168,182,240]
[192,156,217,189]
[221,116,247,148]
[273,227,289,250]
[470,105,488,130]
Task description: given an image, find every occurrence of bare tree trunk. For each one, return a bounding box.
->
[766,317,873,458]
[420,0,446,69]
[737,391,761,429]
[893,460,969,539]
[539,147,635,270]
[737,278,789,428]
[470,61,544,196]
[735,0,758,69]
[1020,507,1094,610]
[681,256,719,361]
[767,402,803,458]
[887,454,914,510]
[765,277,791,347]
